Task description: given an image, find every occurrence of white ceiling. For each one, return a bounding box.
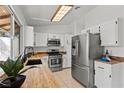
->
[18,5,97,26]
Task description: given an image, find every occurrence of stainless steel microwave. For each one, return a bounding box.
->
[47,39,61,46]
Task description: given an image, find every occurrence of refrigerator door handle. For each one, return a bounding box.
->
[73,64,88,70]
[72,40,79,56]
[75,40,79,56]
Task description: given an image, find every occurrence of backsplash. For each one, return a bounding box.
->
[105,47,124,57]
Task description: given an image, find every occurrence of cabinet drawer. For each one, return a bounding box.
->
[95,61,111,73]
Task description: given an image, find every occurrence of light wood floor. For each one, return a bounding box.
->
[53,68,84,88]
[21,62,84,88]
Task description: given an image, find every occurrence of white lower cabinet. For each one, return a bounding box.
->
[95,60,124,88]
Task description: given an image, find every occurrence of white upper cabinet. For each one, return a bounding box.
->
[48,33,59,39]
[90,25,100,34]
[34,32,41,46]
[34,32,48,46]
[81,25,100,34]
[42,33,48,46]
[24,26,34,47]
[58,34,65,47]
[100,18,119,46]
[34,33,65,47]
[81,28,89,34]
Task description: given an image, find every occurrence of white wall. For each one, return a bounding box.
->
[73,18,85,35]
[34,24,74,34]
[84,5,124,57]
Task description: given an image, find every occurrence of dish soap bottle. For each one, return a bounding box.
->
[105,50,111,62]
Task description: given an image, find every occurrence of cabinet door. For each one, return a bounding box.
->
[100,19,118,46]
[24,26,34,46]
[42,33,48,46]
[35,32,42,46]
[90,25,100,34]
[34,33,48,46]
[81,29,87,34]
[48,33,58,39]
[95,61,112,88]
[48,33,53,39]
[59,34,65,47]
[95,69,112,88]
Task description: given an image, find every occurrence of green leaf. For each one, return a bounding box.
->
[0,56,24,79]
[0,63,11,76]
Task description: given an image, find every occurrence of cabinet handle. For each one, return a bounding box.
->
[109,75,111,78]
[93,70,95,75]
[99,40,101,45]
[98,66,104,69]
[99,26,100,32]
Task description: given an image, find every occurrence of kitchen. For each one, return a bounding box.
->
[0,5,124,88]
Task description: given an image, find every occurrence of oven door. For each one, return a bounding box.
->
[49,55,62,68]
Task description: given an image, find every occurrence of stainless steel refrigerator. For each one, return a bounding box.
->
[71,33,104,88]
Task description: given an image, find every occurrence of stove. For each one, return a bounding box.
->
[48,49,62,72]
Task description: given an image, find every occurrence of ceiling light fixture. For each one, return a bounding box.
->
[51,5,73,22]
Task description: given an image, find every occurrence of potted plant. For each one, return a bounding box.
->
[0,55,38,88]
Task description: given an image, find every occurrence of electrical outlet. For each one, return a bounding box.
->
[108,50,112,55]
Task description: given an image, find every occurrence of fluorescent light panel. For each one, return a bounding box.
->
[51,5,73,22]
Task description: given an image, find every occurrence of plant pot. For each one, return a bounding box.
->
[0,75,26,88]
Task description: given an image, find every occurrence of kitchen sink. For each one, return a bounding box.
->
[26,59,42,66]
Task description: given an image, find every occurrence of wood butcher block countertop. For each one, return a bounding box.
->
[96,56,124,65]
[21,62,60,88]
[21,53,60,88]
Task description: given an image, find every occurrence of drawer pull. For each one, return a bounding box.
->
[98,66,104,69]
